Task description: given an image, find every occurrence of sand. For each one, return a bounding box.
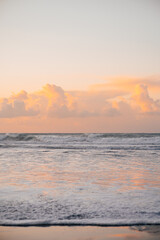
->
[0,225,160,240]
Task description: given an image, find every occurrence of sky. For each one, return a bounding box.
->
[0,0,160,132]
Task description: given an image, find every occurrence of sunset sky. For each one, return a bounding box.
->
[0,0,160,132]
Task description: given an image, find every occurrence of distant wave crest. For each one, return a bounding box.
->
[88,133,160,139]
[2,133,37,141]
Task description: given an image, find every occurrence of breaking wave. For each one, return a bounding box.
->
[2,133,37,141]
[1,220,160,227]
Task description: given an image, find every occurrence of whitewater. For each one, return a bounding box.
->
[0,133,160,226]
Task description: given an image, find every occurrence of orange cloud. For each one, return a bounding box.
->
[132,84,160,114]
[0,78,160,132]
[0,84,122,119]
[1,79,160,119]
[89,75,160,96]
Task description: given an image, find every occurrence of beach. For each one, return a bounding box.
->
[1,0,160,238]
[1,225,160,240]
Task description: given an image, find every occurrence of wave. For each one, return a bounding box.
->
[2,133,37,142]
[0,219,160,227]
[0,143,160,151]
[87,133,160,139]
[0,133,160,142]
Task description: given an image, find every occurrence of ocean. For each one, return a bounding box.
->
[0,133,160,226]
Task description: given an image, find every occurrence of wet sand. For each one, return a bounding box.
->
[0,225,160,240]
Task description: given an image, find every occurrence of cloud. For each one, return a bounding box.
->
[0,77,160,122]
[131,84,160,114]
[36,84,76,117]
[0,83,119,118]
[0,98,38,118]
[0,84,81,118]
[89,75,160,96]
[89,76,160,116]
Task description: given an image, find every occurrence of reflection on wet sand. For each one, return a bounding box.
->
[1,226,160,240]
[130,225,160,235]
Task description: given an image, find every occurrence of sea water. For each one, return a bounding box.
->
[0,133,160,226]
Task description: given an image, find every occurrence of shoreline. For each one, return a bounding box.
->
[1,223,160,227]
[1,225,160,240]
